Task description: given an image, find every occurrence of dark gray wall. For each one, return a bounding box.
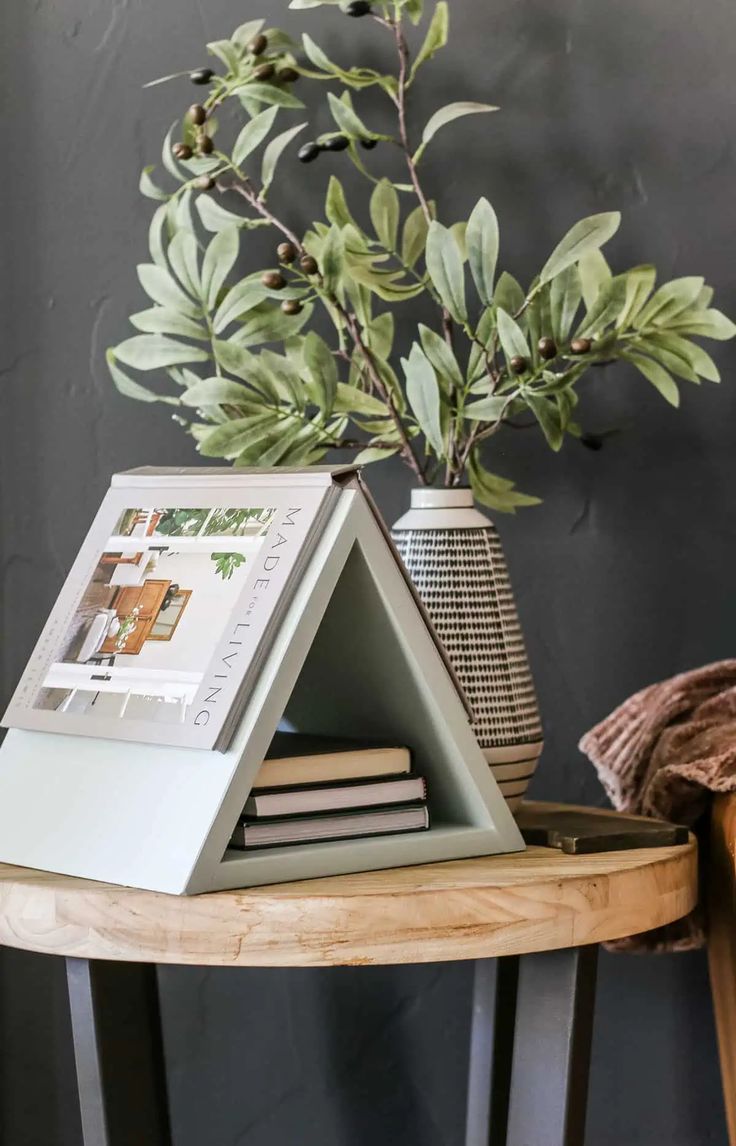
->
[1,0,734,1142]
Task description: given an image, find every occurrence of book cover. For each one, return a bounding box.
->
[2,472,336,751]
[231,804,430,849]
[245,773,426,817]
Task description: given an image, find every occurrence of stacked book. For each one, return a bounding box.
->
[230,733,429,850]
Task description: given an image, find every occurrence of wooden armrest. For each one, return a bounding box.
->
[708,794,736,1145]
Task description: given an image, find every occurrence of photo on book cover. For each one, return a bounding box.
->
[2,477,333,751]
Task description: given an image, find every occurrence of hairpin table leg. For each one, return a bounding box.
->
[65,958,172,1146]
[505,945,599,1146]
[465,957,520,1146]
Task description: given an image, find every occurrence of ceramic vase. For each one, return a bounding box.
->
[392,488,543,812]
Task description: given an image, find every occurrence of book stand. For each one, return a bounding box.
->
[0,482,524,893]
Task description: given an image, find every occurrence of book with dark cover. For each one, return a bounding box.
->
[230,803,430,849]
[244,773,427,818]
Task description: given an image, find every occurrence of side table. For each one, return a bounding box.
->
[0,802,696,1146]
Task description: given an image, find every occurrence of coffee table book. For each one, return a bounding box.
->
[0,466,524,894]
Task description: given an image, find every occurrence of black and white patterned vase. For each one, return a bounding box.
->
[392,488,543,812]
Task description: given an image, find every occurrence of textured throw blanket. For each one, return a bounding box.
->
[579,661,736,952]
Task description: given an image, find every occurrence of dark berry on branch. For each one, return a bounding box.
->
[300,255,319,275]
[261,271,287,290]
[189,68,214,85]
[538,336,557,360]
[510,355,528,374]
[197,134,214,155]
[298,142,321,163]
[360,137,378,149]
[248,34,268,55]
[345,0,372,14]
[281,299,303,315]
[278,67,299,83]
[172,142,193,160]
[570,337,592,354]
[581,432,603,451]
[254,63,275,81]
[323,135,350,152]
[277,242,297,264]
[187,104,206,126]
[194,174,215,190]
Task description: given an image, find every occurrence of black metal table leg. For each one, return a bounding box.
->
[465,957,520,1146]
[505,945,599,1146]
[66,958,172,1146]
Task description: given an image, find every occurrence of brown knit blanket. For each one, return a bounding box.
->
[579,660,736,952]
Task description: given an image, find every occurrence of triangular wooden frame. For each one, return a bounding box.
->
[0,484,524,894]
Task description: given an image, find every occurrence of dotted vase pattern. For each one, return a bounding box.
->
[392,524,543,752]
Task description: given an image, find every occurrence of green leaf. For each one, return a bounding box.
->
[410,1,448,80]
[578,249,611,310]
[261,122,307,194]
[353,446,400,464]
[129,307,206,340]
[161,122,186,183]
[526,394,564,450]
[167,230,201,300]
[418,324,463,390]
[181,377,259,407]
[239,84,304,110]
[232,106,279,167]
[416,102,497,159]
[207,38,241,73]
[321,224,345,295]
[114,334,209,370]
[302,331,338,413]
[231,19,265,46]
[199,415,278,460]
[549,265,581,341]
[403,0,424,22]
[139,166,168,202]
[668,308,736,341]
[493,271,525,315]
[213,280,268,333]
[463,394,508,421]
[450,221,467,261]
[624,350,680,406]
[466,197,499,307]
[496,307,530,362]
[425,221,466,322]
[468,452,541,513]
[617,265,656,328]
[539,212,621,286]
[325,176,357,229]
[401,205,429,268]
[639,333,699,383]
[137,263,199,316]
[196,196,246,233]
[148,204,170,269]
[370,179,400,250]
[646,331,720,382]
[334,383,388,416]
[636,277,704,328]
[201,226,239,310]
[327,91,375,139]
[402,344,444,456]
[107,350,178,404]
[233,301,313,347]
[365,312,394,359]
[575,273,628,337]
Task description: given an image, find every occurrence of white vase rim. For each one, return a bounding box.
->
[409,488,474,510]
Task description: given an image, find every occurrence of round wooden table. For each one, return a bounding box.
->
[0,804,697,1146]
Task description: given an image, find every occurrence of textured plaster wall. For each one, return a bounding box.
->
[1,0,735,1143]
